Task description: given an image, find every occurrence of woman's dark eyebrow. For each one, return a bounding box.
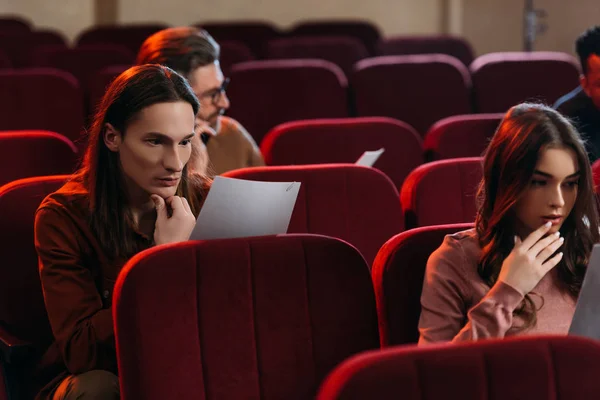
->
[533,170,581,179]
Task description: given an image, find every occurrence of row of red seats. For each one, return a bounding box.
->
[0,17,473,63]
[0,127,483,233]
[2,200,599,398]
[0,51,577,147]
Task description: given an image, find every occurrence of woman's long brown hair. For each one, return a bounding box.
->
[476,103,600,330]
[74,64,209,260]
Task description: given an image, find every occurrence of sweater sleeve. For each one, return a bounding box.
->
[236,121,265,167]
[418,235,524,344]
[35,206,115,374]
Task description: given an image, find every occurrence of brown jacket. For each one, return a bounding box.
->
[206,116,265,176]
[33,178,206,399]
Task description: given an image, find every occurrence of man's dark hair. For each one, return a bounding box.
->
[576,25,600,75]
[137,27,220,80]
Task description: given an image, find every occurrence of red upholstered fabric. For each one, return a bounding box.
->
[0,50,9,68]
[266,36,368,75]
[593,159,600,193]
[400,158,482,228]
[261,117,423,189]
[317,335,600,400]
[0,131,78,186]
[0,69,84,146]
[219,40,255,76]
[0,17,31,35]
[227,60,349,144]
[289,21,381,55]
[86,65,129,119]
[223,164,403,265]
[377,35,474,66]
[0,176,68,398]
[371,223,473,346]
[30,45,134,88]
[0,175,66,343]
[352,54,472,135]
[0,31,67,68]
[75,24,169,54]
[196,21,281,58]
[423,113,503,161]
[470,51,581,113]
[114,234,379,400]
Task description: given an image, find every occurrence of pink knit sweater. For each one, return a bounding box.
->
[418,229,577,344]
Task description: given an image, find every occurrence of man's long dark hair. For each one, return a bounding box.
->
[74,64,208,260]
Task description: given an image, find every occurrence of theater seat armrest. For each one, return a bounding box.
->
[0,325,34,363]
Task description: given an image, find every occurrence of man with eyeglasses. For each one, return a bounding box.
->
[137,27,265,176]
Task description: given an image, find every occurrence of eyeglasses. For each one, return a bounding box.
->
[198,77,230,105]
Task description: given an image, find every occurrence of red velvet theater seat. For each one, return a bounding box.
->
[266,36,368,75]
[423,113,503,161]
[0,176,69,399]
[351,54,472,136]
[195,21,281,58]
[261,117,423,189]
[371,223,473,346]
[0,30,67,68]
[0,17,31,35]
[400,157,482,229]
[219,40,255,76]
[87,65,130,119]
[317,335,600,400]
[0,131,78,187]
[30,44,134,88]
[75,23,169,54]
[114,234,379,400]
[0,69,84,146]
[592,159,600,193]
[227,59,349,145]
[470,51,581,113]
[224,164,403,265]
[289,20,381,56]
[377,35,474,66]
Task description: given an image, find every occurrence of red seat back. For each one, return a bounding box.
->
[377,35,474,66]
[423,113,503,160]
[352,55,472,135]
[0,69,84,146]
[470,51,581,113]
[219,40,255,76]
[289,20,381,55]
[87,65,130,119]
[75,24,168,54]
[224,164,403,265]
[115,234,379,400]
[227,60,349,144]
[267,36,368,75]
[30,44,134,88]
[0,131,77,186]
[196,21,281,58]
[317,335,600,400]
[371,223,473,345]
[261,117,423,189]
[0,176,68,346]
[400,158,482,228]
